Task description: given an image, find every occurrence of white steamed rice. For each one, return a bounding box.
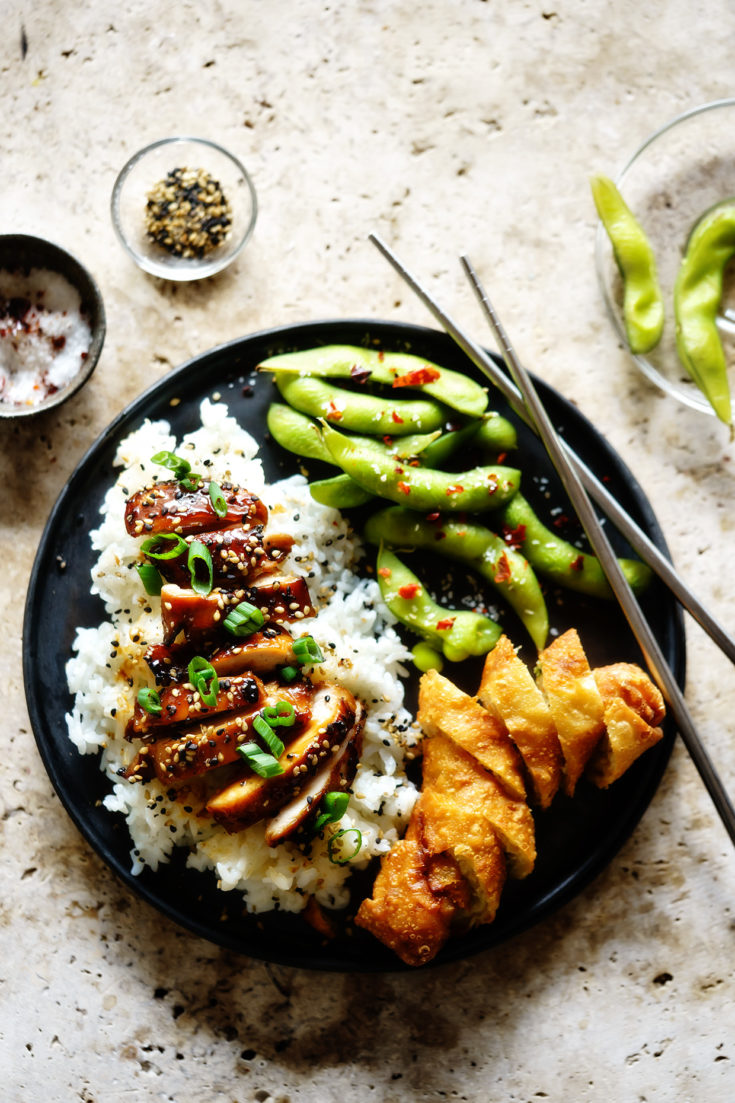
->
[65,399,420,914]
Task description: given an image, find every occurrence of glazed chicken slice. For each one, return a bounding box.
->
[587,662,665,788]
[125,479,267,537]
[124,680,314,784]
[478,634,563,809]
[131,672,264,735]
[152,526,294,589]
[537,628,605,796]
[144,624,298,685]
[264,704,365,846]
[206,683,358,832]
[160,575,313,645]
[417,669,526,801]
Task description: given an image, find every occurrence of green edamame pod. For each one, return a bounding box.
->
[309,473,374,509]
[411,641,444,673]
[674,203,735,425]
[591,174,664,355]
[419,412,518,469]
[499,492,652,597]
[376,547,501,662]
[320,422,521,514]
[473,411,518,454]
[268,403,441,467]
[365,506,549,650]
[273,374,445,436]
[259,344,488,418]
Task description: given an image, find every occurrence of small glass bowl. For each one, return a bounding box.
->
[111,137,257,281]
[595,98,735,415]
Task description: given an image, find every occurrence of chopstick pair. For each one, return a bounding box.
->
[369,233,735,847]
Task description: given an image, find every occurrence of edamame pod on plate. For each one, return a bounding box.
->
[674,203,735,426]
[499,493,652,598]
[376,546,502,663]
[259,344,488,418]
[267,403,441,464]
[274,374,446,436]
[365,506,549,650]
[320,422,522,514]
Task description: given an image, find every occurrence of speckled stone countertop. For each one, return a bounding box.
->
[3,3,735,1100]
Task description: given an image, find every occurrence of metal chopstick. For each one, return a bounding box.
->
[459,253,735,846]
[368,231,735,667]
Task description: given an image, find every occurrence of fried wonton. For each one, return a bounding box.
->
[587,662,665,788]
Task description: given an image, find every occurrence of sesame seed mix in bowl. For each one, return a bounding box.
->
[65,399,420,915]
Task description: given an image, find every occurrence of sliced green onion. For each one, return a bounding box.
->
[262,701,296,727]
[209,481,228,518]
[223,601,265,637]
[327,827,362,865]
[136,562,163,596]
[187,656,219,707]
[237,741,285,778]
[141,533,188,560]
[180,472,203,491]
[187,540,213,595]
[313,791,350,834]
[137,687,162,716]
[293,635,324,665]
[279,665,299,683]
[151,450,191,480]
[252,714,285,757]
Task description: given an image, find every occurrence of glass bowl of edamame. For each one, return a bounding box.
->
[595,97,735,416]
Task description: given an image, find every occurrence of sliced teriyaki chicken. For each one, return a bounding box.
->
[124,480,268,537]
[587,663,665,788]
[414,789,506,927]
[206,684,358,831]
[160,575,313,644]
[354,835,455,968]
[536,628,605,797]
[421,733,536,879]
[130,672,264,735]
[124,680,314,784]
[477,634,562,809]
[417,669,526,801]
[208,624,298,676]
[264,703,365,846]
[151,526,294,589]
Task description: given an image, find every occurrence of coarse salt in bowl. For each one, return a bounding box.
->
[0,234,106,419]
[111,137,258,281]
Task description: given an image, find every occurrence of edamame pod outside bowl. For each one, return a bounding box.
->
[595,97,735,417]
[24,317,684,972]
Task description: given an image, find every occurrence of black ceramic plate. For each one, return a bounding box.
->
[24,319,685,972]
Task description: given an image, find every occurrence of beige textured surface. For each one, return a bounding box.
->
[3,2,735,1100]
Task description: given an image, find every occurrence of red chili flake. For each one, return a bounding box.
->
[494,553,512,584]
[446,484,464,496]
[378,350,385,362]
[486,473,499,495]
[569,555,585,572]
[382,435,394,446]
[502,523,527,550]
[552,514,570,529]
[377,566,392,578]
[398,582,421,599]
[391,366,441,388]
[325,401,342,421]
[396,481,411,495]
[436,618,455,631]
[425,511,441,523]
[409,459,420,466]
[435,531,447,541]
[496,452,507,463]
[391,410,404,424]
[394,465,405,474]
[350,364,372,384]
